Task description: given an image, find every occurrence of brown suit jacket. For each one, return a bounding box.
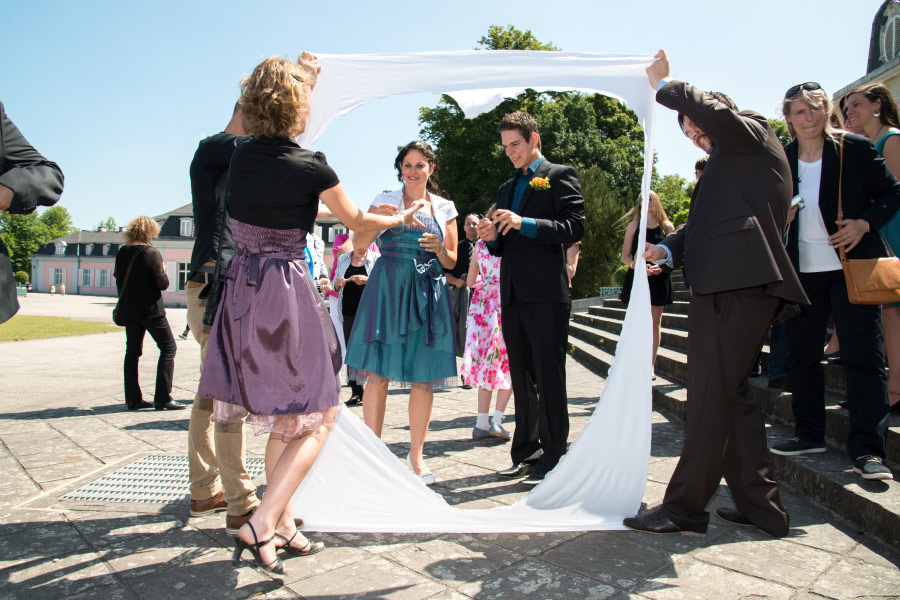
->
[656,81,806,306]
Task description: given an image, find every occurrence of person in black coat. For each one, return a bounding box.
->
[477,110,585,487]
[0,101,64,323]
[770,83,899,481]
[114,216,184,411]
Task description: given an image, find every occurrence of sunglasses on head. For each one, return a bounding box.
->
[784,82,822,99]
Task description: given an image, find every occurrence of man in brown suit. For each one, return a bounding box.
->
[623,51,807,538]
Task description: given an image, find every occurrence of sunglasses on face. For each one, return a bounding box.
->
[784,82,822,99]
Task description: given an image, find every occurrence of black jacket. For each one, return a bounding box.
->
[114,245,169,322]
[488,159,584,305]
[784,133,900,269]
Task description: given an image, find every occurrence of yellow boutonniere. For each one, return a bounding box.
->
[529,176,551,191]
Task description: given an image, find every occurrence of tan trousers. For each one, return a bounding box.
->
[186,281,259,516]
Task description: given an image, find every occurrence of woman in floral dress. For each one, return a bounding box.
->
[460,213,512,441]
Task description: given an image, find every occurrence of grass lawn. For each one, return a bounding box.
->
[0,315,119,341]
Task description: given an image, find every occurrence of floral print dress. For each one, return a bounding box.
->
[460,240,511,390]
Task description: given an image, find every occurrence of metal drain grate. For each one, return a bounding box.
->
[62,455,266,503]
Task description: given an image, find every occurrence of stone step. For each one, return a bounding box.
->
[576,310,850,391]
[566,334,900,551]
[602,299,691,315]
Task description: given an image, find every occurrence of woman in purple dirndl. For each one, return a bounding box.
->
[198,54,425,575]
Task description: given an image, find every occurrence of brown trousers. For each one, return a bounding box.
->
[660,287,789,537]
[186,281,259,516]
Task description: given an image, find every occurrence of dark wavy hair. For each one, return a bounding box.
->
[677,92,738,131]
[848,82,900,128]
[497,110,541,151]
[394,140,444,196]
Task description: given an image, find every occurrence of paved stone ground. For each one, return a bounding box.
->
[1,293,899,599]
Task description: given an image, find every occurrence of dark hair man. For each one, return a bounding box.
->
[624,50,807,538]
[477,110,584,487]
[0,101,63,323]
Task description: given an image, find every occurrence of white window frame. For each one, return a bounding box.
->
[54,242,66,255]
[80,269,92,287]
[883,13,900,62]
[52,268,64,286]
[180,218,194,237]
[102,244,111,256]
[98,269,110,288]
[176,262,190,292]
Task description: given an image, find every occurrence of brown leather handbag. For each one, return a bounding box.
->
[836,135,900,305]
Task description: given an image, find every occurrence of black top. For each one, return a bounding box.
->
[114,245,169,321]
[227,137,339,230]
[446,237,475,280]
[188,132,246,282]
[341,264,366,316]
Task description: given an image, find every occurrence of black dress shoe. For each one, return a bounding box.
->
[767,377,790,391]
[497,461,537,479]
[716,507,753,527]
[345,395,362,406]
[127,401,153,411]
[521,470,546,488]
[623,508,704,535]
[155,401,186,411]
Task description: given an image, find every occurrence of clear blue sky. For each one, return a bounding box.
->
[0,0,878,229]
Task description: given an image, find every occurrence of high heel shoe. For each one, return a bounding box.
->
[406,454,436,486]
[232,521,285,574]
[274,530,325,557]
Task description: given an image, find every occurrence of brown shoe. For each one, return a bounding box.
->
[226,508,304,535]
[189,490,227,517]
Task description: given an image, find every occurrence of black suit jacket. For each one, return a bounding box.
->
[656,81,806,305]
[0,101,64,323]
[784,133,900,269]
[488,159,584,305]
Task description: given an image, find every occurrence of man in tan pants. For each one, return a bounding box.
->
[185,105,260,533]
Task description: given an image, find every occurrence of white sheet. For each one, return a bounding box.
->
[292,50,657,532]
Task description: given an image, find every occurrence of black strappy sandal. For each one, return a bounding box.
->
[274,530,326,557]
[232,521,285,574]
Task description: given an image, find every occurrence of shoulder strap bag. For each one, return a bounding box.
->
[202,138,248,326]
[112,245,148,326]
[837,135,900,305]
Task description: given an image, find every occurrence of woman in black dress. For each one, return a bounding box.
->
[619,191,675,376]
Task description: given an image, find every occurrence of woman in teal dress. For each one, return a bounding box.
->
[843,83,900,413]
[345,140,459,484]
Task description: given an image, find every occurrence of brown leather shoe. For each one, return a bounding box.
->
[225,508,304,535]
[189,490,227,517]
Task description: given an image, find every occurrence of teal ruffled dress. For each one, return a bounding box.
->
[875,130,900,307]
[344,212,457,389]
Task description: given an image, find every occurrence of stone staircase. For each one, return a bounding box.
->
[568,274,900,550]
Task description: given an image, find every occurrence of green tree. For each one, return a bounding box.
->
[14,271,28,285]
[571,166,630,298]
[98,216,117,231]
[0,212,49,274]
[652,173,692,222]
[477,25,558,51]
[769,118,792,147]
[40,206,77,240]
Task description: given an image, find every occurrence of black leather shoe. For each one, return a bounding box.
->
[497,461,537,479]
[623,508,704,535]
[127,401,153,411]
[767,377,790,392]
[716,507,753,527]
[155,401,186,411]
[521,470,546,488]
[345,395,362,406]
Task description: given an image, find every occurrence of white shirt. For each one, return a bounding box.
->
[369,190,458,241]
[797,159,841,273]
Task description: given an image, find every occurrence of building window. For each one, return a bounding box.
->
[98,269,110,288]
[103,244,111,255]
[80,269,93,287]
[85,243,94,255]
[176,262,190,291]
[52,268,64,286]
[883,13,900,62]
[180,218,194,237]
[54,242,66,255]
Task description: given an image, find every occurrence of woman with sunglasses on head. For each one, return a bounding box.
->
[770,82,900,481]
[198,54,426,575]
[842,83,900,415]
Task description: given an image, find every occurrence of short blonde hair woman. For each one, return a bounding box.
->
[114,216,182,412]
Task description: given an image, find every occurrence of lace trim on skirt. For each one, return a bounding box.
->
[213,400,340,440]
[354,369,457,391]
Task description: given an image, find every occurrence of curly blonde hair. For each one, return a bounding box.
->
[123,216,159,244]
[240,56,315,138]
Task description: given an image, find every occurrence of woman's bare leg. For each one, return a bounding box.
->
[408,387,434,474]
[362,379,389,437]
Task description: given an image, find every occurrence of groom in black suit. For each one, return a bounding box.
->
[478,110,584,487]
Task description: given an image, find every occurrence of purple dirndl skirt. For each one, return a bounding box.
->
[198,220,341,439]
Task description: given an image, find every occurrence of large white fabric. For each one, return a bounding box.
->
[292,50,658,532]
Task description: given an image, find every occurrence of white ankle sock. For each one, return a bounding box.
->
[476,413,490,430]
[492,410,504,425]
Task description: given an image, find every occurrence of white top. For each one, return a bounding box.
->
[797,159,841,273]
[369,189,458,241]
